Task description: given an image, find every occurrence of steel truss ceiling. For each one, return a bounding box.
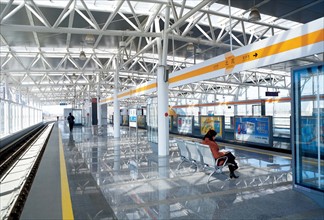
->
[0,0,323,106]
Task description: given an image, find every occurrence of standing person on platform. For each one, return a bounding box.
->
[67,112,75,132]
[202,129,239,179]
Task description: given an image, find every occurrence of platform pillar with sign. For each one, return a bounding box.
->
[113,51,121,138]
[157,8,170,157]
[91,98,98,135]
[129,108,139,159]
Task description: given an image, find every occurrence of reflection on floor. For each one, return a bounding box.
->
[60,123,324,220]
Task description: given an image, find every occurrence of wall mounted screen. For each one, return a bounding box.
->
[234,116,273,146]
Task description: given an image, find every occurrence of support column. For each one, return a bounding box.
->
[101,103,108,125]
[87,85,91,126]
[261,99,266,116]
[157,5,170,156]
[233,88,239,128]
[97,103,102,126]
[113,53,121,138]
[234,92,238,116]
[91,97,98,134]
[97,72,102,126]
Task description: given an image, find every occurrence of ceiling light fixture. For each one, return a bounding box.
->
[84,34,95,44]
[248,7,261,22]
[119,41,126,48]
[187,42,194,52]
[79,50,86,60]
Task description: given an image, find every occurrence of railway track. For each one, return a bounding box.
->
[0,123,54,219]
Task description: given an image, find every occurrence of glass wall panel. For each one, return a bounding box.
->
[237,105,246,115]
[247,86,259,99]
[293,63,324,196]
[18,105,22,131]
[22,106,28,129]
[259,87,268,99]
[252,105,261,116]
[30,108,35,125]
[265,102,274,115]
[10,103,14,133]
[0,94,42,138]
[72,109,82,124]
[0,101,4,137]
[38,110,42,123]
[214,105,223,115]
[273,102,291,129]
[4,102,9,136]
[147,97,158,144]
[274,102,291,116]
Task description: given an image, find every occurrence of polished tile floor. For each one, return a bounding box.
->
[60,123,324,220]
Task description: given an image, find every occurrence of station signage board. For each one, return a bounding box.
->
[129,108,137,128]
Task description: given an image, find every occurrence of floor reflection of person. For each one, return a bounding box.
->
[68,133,75,151]
[202,129,239,179]
[212,181,238,218]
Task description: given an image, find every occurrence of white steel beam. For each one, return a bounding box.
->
[25,3,51,28]
[169,0,180,35]
[52,0,74,28]
[80,0,100,30]
[1,53,12,68]
[167,0,210,34]
[126,0,143,31]
[1,2,24,22]
[118,12,141,32]
[25,5,41,49]
[0,0,14,22]
[65,0,76,69]
[93,0,125,48]
[181,12,206,37]
[75,8,98,30]
[195,23,212,41]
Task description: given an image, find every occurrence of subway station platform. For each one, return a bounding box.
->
[20,121,324,219]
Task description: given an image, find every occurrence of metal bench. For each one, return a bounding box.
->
[196,143,229,183]
[175,139,192,170]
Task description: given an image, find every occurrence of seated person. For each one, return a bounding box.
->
[202,129,239,179]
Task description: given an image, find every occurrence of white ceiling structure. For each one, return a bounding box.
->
[0,0,323,106]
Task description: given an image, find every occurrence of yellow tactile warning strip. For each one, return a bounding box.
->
[58,130,74,220]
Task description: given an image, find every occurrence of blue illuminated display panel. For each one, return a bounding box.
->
[234,116,273,146]
[300,116,324,155]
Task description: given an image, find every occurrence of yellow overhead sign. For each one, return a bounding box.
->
[100,18,324,103]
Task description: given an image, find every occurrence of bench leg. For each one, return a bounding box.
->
[177,160,185,170]
[207,170,216,183]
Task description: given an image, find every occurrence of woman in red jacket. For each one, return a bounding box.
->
[202,130,239,179]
